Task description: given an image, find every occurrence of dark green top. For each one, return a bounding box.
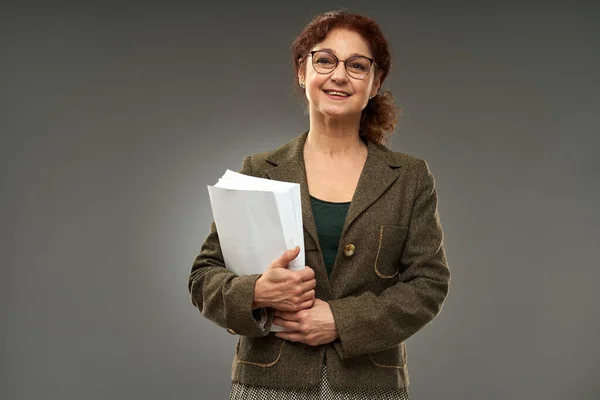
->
[310,195,351,277]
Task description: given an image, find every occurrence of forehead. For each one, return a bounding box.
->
[313,28,372,58]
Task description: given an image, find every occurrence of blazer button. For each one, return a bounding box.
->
[343,243,355,257]
[226,328,237,335]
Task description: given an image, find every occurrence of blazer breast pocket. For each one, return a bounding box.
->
[374,225,408,279]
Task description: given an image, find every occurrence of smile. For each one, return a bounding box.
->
[323,90,350,98]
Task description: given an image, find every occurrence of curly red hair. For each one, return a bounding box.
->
[291,10,399,146]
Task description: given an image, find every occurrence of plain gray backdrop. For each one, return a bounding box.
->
[2,1,599,399]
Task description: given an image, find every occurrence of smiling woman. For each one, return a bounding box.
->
[188,9,450,400]
[293,12,397,147]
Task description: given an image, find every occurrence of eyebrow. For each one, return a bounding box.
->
[315,48,371,58]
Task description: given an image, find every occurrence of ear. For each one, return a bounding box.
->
[297,57,307,88]
[370,73,382,98]
[298,70,305,88]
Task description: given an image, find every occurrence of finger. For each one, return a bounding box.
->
[301,278,316,292]
[298,266,315,280]
[273,309,297,321]
[273,317,301,330]
[275,332,304,343]
[300,289,315,303]
[297,298,315,310]
[270,246,300,269]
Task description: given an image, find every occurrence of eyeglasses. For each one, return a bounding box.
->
[309,50,376,80]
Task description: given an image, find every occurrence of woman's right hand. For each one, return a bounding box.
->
[252,246,316,312]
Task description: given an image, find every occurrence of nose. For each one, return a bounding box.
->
[329,60,349,83]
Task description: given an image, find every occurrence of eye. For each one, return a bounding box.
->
[315,57,335,65]
[350,62,367,70]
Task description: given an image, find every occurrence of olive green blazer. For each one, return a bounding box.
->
[188,131,450,389]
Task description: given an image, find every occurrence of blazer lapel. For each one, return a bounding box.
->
[263,132,333,297]
[262,131,401,297]
[263,131,320,254]
[341,140,401,237]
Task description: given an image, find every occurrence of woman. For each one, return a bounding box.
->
[188,10,450,399]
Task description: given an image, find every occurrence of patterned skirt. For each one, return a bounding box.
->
[229,364,410,400]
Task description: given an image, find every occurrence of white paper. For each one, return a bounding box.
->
[208,170,305,273]
[207,169,306,332]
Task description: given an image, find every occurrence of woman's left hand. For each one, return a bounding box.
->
[274,299,340,346]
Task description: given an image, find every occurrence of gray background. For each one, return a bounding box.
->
[2,1,599,399]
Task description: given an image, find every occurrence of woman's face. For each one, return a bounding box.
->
[299,28,380,122]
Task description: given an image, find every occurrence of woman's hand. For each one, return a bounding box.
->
[273,299,339,346]
[252,246,316,312]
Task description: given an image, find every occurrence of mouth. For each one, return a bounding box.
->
[323,89,351,98]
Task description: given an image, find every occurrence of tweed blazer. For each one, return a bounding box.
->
[188,131,450,389]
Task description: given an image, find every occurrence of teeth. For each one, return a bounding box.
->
[326,91,349,97]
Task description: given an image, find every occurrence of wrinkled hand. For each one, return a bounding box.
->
[253,246,316,312]
[274,299,339,346]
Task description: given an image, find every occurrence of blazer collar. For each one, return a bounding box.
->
[264,131,402,262]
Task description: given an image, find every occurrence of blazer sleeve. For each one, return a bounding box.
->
[328,159,450,359]
[187,155,274,337]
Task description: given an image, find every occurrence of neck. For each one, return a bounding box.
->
[306,111,365,156]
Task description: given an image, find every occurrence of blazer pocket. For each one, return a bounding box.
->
[369,344,407,369]
[374,225,408,279]
[235,334,285,368]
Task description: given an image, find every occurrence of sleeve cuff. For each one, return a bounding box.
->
[252,307,268,329]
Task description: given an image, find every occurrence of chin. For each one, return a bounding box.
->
[318,105,361,120]
[324,111,361,123]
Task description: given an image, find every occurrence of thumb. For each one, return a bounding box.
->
[269,246,300,269]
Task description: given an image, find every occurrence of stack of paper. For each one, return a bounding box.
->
[207,169,306,276]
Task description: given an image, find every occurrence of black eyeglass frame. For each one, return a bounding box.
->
[308,50,377,79]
